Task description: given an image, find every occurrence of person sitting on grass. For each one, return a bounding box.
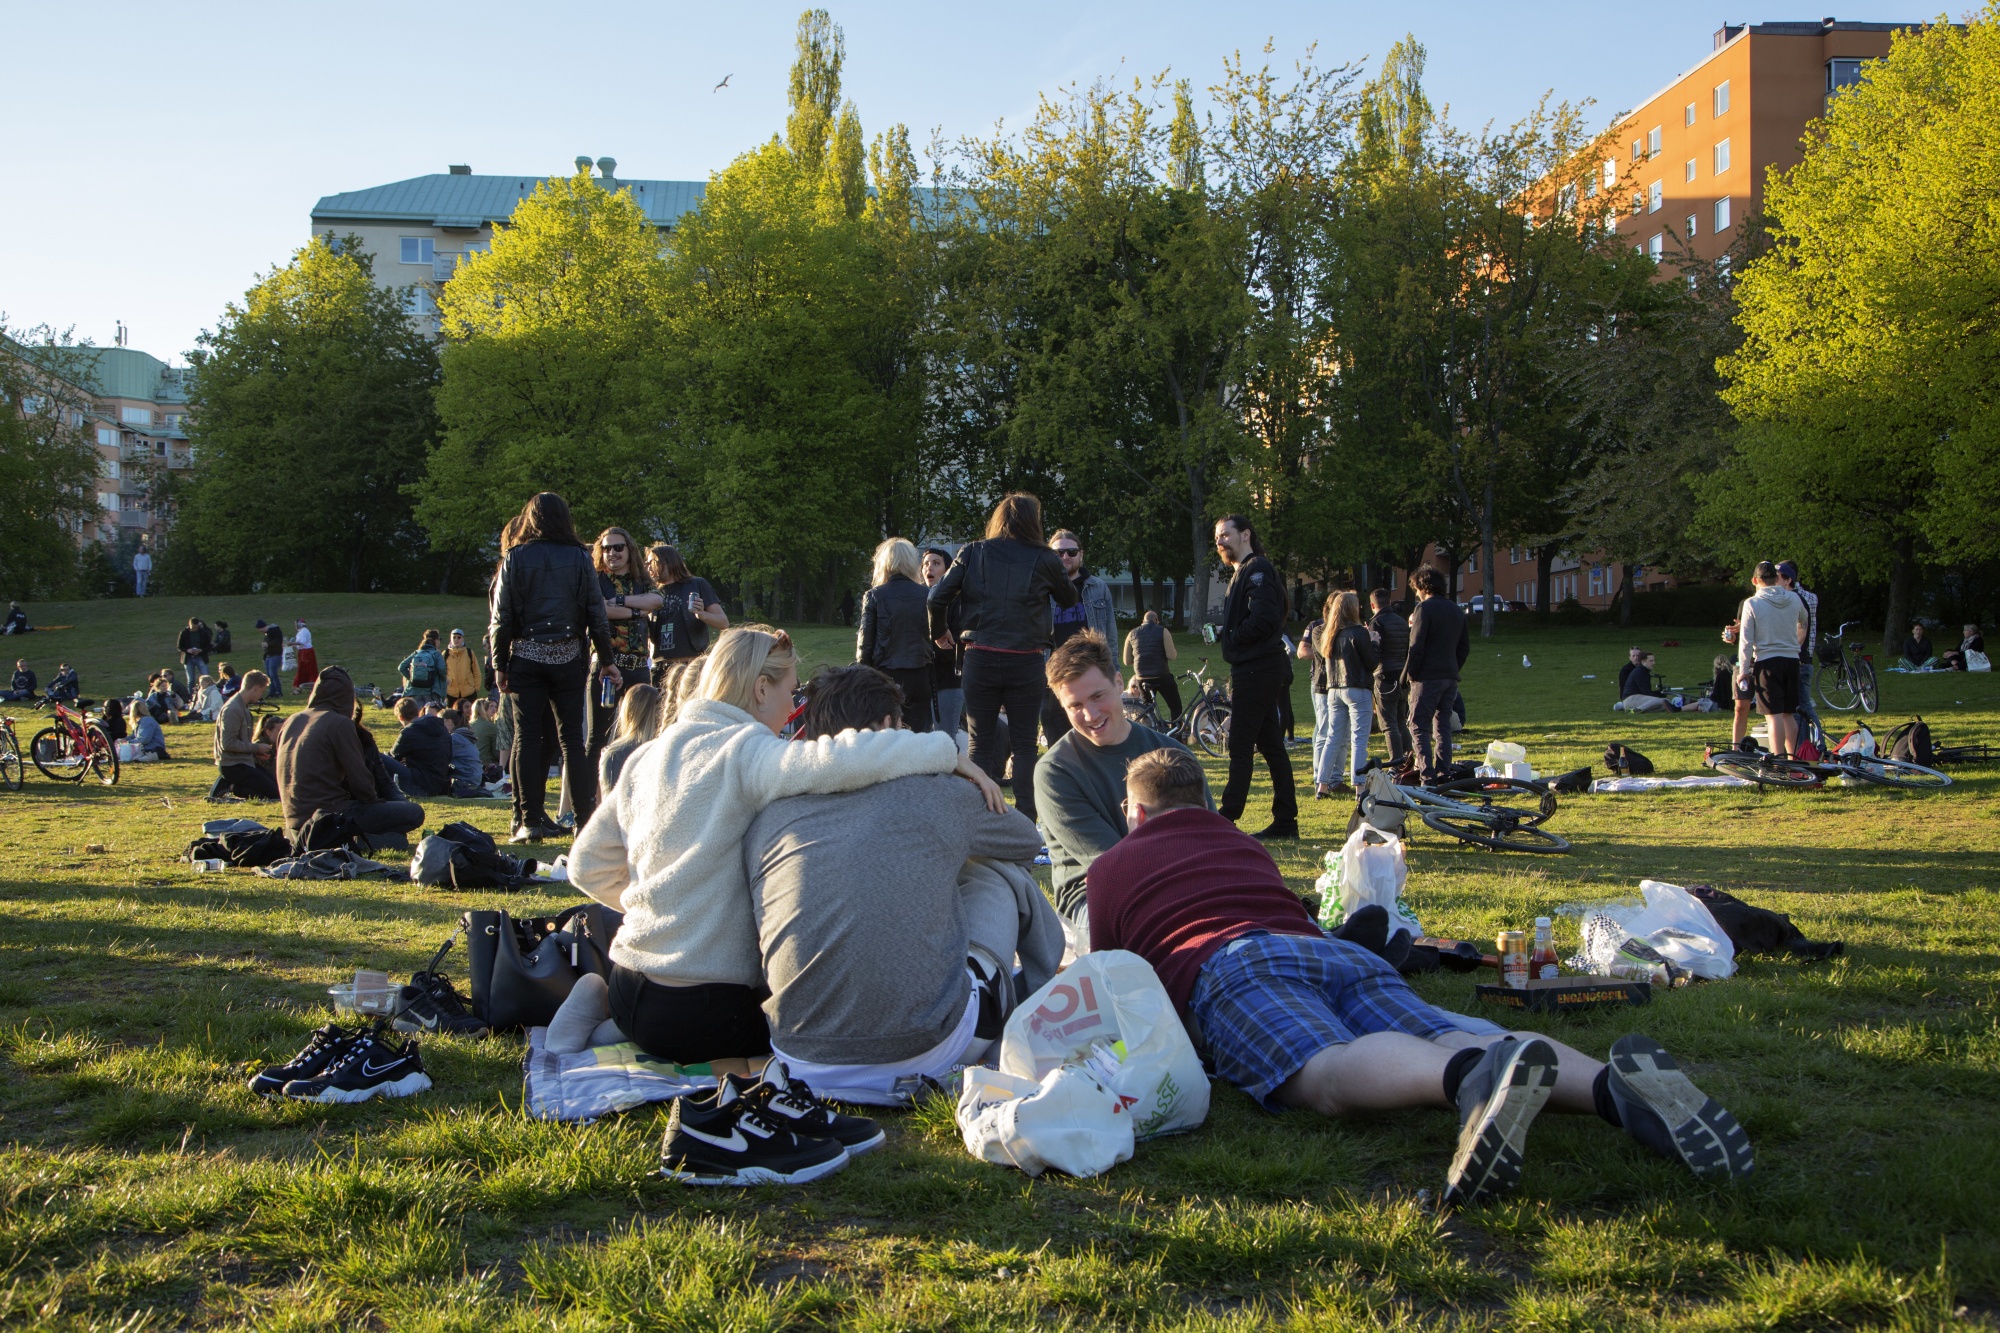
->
[597,684,662,795]
[1087,747,1756,1206]
[131,705,170,761]
[145,672,182,724]
[386,696,453,798]
[469,697,502,781]
[729,664,1061,1104]
[210,670,277,800]
[1613,653,1670,712]
[274,667,424,845]
[1901,622,1935,670]
[255,713,283,784]
[1,660,34,703]
[2,602,28,635]
[191,674,224,723]
[44,662,79,706]
[100,698,128,746]
[1034,631,1207,943]
[439,709,485,796]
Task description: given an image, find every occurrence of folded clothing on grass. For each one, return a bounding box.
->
[1590,773,1754,793]
[523,1026,760,1123]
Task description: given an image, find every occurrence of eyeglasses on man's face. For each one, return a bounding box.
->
[1056,548,1082,559]
[601,542,627,553]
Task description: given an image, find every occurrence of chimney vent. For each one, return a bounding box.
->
[597,156,617,181]
[1714,23,1744,48]
[449,163,471,175]
[575,155,594,175]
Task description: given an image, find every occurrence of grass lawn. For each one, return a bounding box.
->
[3,595,1998,1330]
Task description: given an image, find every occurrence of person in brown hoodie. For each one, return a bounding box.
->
[274,666,424,842]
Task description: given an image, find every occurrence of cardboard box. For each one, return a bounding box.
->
[1476,976,1652,1014]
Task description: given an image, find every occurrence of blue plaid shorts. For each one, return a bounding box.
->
[1188,931,1459,1108]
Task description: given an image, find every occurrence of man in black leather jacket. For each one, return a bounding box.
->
[1213,514,1298,839]
[927,493,1077,821]
[488,493,618,842]
[1401,566,1471,784]
[1368,588,1413,772]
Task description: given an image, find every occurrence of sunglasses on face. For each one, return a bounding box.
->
[1056,549,1082,558]
[601,543,627,553]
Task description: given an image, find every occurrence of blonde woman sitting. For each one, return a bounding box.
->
[597,684,662,794]
[561,626,1002,1062]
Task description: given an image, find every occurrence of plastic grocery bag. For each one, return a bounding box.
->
[956,1064,1134,1178]
[1564,879,1735,981]
[1485,741,1527,768]
[994,950,1209,1141]
[1316,826,1423,939]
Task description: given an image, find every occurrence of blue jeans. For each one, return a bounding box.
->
[184,655,208,690]
[1314,688,1371,787]
[264,655,284,696]
[934,686,964,739]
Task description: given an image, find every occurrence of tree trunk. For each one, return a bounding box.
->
[1535,544,1556,613]
[1617,562,1638,628]
[793,572,807,624]
[819,556,839,624]
[1478,476,1497,639]
[1442,547,1461,602]
[1129,558,1145,620]
[1881,535,1919,658]
[1187,459,1210,627]
[1172,575,1186,631]
[1402,543,1425,613]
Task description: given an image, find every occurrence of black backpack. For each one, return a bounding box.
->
[182,826,292,868]
[1548,765,1593,794]
[1603,743,1654,776]
[1887,717,1935,768]
[292,808,374,857]
[412,822,534,890]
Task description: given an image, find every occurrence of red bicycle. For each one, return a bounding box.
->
[30,701,119,785]
[0,714,20,790]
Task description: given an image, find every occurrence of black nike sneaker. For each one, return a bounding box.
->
[393,971,489,1038]
[248,1023,356,1096]
[744,1063,886,1156]
[1607,1034,1755,1181]
[281,1024,433,1104]
[1444,1037,1559,1207]
[659,1077,849,1186]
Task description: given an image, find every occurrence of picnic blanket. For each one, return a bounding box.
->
[1591,773,1755,793]
[522,1026,760,1122]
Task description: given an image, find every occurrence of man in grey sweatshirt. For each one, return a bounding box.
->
[1735,561,1809,758]
[744,666,1063,1104]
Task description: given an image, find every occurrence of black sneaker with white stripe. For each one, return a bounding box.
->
[1445,1037,1559,1207]
[746,1063,885,1156]
[249,1023,355,1096]
[660,1077,849,1186]
[393,971,490,1038]
[281,1024,433,1104]
[1607,1034,1755,1180]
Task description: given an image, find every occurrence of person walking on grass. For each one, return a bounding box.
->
[1733,560,1808,759]
[178,617,212,691]
[442,629,481,707]
[1402,567,1470,785]
[1212,513,1297,840]
[398,630,447,706]
[291,620,319,692]
[262,621,284,699]
[132,543,152,597]
[858,537,936,733]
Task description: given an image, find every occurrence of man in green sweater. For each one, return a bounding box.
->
[1033,632,1209,941]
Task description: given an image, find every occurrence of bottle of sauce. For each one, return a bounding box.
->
[1530,917,1560,981]
[1498,930,1529,987]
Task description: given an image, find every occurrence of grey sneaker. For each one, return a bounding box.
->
[1444,1038,1559,1206]
[1607,1035,1754,1180]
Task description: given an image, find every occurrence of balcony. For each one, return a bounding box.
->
[116,510,152,528]
[433,255,461,282]
[167,448,193,469]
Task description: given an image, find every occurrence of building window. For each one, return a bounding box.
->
[1827,58,1865,93]
[1685,157,1697,183]
[1713,138,1732,174]
[403,288,438,317]
[100,456,120,480]
[1686,212,1699,237]
[1647,126,1662,157]
[1632,139,1643,163]
[1647,181,1663,213]
[1714,80,1731,117]
[1585,173,1598,199]
[96,426,118,447]
[1558,182,1577,213]
[1648,233,1665,260]
[399,237,435,264]
[120,406,150,425]
[1603,158,1617,189]
[1631,191,1644,216]
[1589,566,1605,597]
[1684,101,1697,127]
[1714,196,1732,232]
[100,492,119,514]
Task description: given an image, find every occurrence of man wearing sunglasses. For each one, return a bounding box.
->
[1040,530,1116,746]
[592,528,664,759]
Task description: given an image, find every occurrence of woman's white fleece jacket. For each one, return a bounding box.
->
[568,697,962,988]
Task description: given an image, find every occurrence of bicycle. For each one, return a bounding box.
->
[1813,620,1879,714]
[1128,661,1231,757]
[0,714,20,791]
[1358,774,1570,853]
[30,701,120,785]
[1704,741,1949,790]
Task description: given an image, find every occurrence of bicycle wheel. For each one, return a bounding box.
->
[1421,810,1571,853]
[1853,657,1879,713]
[1842,755,1950,789]
[1708,752,1821,787]
[1431,777,1558,826]
[1815,664,1858,712]
[1192,703,1230,757]
[84,725,119,786]
[29,726,86,782]
[0,730,20,791]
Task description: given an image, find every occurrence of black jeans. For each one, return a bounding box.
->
[1374,682,1412,770]
[1221,658,1298,825]
[962,648,1047,821]
[212,763,279,800]
[507,651,594,830]
[1139,674,1183,721]
[1038,687,1071,748]
[1409,678,1460,782]
[883,665,934,733]
[608,963,771,1064]
[349,799,426,839]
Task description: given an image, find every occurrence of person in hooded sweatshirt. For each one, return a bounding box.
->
[274,666,424,842]
[1732,561,1809,759]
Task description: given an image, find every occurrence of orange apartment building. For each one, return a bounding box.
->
[1391,17,1920,612]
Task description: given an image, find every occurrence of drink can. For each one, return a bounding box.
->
[194,858,225,873]
[1498,930,1529,988]
[600,675,616,708]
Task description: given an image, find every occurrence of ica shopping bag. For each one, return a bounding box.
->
[1316,825,1423,938]
[996,950,1209,1141]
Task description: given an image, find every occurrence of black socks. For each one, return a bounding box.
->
[1441,1046,1483,1104]
[1592,1066,1623,1127]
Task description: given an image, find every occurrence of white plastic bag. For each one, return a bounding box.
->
[994,950,1209,1141]
[1968,650,1992,672]
[1485,740,1526,768]
[957,1064,1134,1178]
[1317,826,1422,939]
[281,643,297,672]
[1568,879,1735,981]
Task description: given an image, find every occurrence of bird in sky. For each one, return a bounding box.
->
[713,73,733,93]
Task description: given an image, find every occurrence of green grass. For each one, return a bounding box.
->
[3,597,1998,1330]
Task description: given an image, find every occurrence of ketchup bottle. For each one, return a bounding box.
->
[1530,916,1560,981]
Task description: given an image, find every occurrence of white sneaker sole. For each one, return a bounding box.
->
[661,1150,850,1187]
[1445,1039,1558,1206]
[286,1070,433,1103]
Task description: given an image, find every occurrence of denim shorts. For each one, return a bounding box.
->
[1188,931,1457,1108]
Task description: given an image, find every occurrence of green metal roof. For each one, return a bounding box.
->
[52,347,187,403]
[312,172,707,230]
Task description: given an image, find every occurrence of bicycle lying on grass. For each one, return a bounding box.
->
[1357,774,1571,853]
[29,701,119,785]
[1703,743,1949,790]
[1126,661,1231,757]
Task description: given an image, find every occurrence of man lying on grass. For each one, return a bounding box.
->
[1085,747,1756,1206]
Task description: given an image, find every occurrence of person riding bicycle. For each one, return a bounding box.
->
[1122,611,1181,720]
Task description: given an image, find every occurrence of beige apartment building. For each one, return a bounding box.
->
[25,342,191,550]
[310,158,706,334]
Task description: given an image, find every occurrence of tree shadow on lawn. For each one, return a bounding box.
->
[1511,833,1999,897]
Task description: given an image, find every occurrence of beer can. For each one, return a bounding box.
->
[1498,930,1529,988]
[600,675,616,708]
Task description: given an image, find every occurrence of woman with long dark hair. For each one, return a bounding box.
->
[857,537,934,732]
[646,544,728,679]
[925,493,1077,819]
[488,492,617,844]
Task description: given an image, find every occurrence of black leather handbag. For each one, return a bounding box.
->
[461,903,622,1033]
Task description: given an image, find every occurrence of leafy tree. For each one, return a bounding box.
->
[0,323,103,598]
[172,238,439,593]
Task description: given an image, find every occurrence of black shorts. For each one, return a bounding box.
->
[1752,658,1800,715]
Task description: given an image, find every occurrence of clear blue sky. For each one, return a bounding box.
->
[0,3,1892,360]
